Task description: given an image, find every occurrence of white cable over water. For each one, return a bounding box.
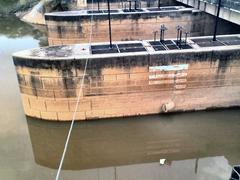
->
[55,1,94,179]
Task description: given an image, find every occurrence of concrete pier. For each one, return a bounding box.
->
[45,6,240,45]
[12,34,240,121]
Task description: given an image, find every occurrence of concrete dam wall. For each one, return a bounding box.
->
[45,6,240,45]
[13,35,240,121]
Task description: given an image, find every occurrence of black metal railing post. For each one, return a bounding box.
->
[176,25,181,45]
[158,0,160,8]
[179,29,182,48]
[160,28,163,42]
[107,0,112,48]
[129,0,132,11]
[213,0,222,41]
[134,0,137,10]
[97,0,100,11]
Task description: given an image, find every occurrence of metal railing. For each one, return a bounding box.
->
[202,0,240,11]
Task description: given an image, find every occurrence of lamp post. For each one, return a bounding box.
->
[107,0,112,48]
[158,0,160,8]
[213,0,222,41]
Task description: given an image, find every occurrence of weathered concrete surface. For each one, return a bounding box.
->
[12,35,240,121]
[176,0,240,25]
[45,6,240,45]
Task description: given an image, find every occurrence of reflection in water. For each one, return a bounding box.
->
[0,15,47,46]
[1,11,240,180]
[26,109,240,179]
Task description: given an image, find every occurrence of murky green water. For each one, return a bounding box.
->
[0,15,240,180]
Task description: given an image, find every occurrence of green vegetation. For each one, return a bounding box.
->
[0,15,48,46]
[0,0,70,16]
[0,0,39,16]
[47,0,69,11]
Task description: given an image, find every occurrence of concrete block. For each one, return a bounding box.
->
[69,100,91,112]
[57,112,85,121]
[104,75,117,82]
[29,96,47,111]
[41,111,58,120]
[46,100,69,112]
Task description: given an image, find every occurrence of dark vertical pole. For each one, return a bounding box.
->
[179,30,182,48]
[154,31,157,41]
[195,159,199,174]
[160,25,163,42]
[158,0,160,8]
[176,29,180,45]
[213,0,222,41]
[163,27,166,42]
[185,32,188,45]
[160,25,166,42]
[129,0,132,11]
[97,0,100,11]
[134,0,137,10]
[107,0,112,48]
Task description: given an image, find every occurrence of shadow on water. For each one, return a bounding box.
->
[26,108,240,173]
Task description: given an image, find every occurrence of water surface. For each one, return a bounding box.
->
[0,15,240,180]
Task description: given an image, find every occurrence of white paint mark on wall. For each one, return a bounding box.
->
[149,64,189,72]
[149,72,188,80]
[149,64,189,87]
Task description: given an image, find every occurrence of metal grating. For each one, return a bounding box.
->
[191,38,225,47]
[180,44,193,49]
[122,9,144,12]
[162,40,179,50]
[230,165,240,180]
[90,36,240,54]
[117,43,147,53]
[173,40,193,49]
[167,44,179,50]
[217,36,240,46]
[91,44,119,54]
[149,41,166,51]
[87,10,119,14]
[153,46,167,51]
